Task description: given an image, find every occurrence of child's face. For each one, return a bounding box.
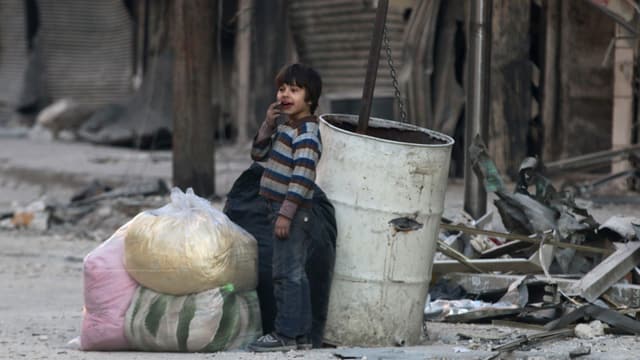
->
[277,82,311,121]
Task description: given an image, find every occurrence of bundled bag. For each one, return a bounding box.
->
[124,188,258,295]
[124,285,262,352]
[81,224,137,350]
[224,163,337,348]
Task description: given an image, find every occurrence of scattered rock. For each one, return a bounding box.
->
[569,345,591,358]
[575,320,605,339]
[453,346,471,353]
[63,256,83,263]
[0,218,15,229]
[10,200,50,231]
[65,337,81,350]
[11,212,34,227]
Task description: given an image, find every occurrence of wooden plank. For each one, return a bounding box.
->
[480,240,533,258]
[437,240,485,273]
[567,241,640,302]
[172,0,215,197]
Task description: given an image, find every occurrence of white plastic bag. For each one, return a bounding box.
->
[124,188,258,295]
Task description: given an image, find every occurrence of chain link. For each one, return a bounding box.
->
[383,25,407,123]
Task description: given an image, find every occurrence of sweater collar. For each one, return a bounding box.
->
[286,115,317,127]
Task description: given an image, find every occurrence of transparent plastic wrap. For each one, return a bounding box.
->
[124,188,258,295]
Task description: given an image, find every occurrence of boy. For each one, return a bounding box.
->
[248,63,322,352]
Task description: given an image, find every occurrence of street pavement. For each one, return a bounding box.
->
[2,136,640,359]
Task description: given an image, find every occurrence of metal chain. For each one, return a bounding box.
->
[383,25,407,123]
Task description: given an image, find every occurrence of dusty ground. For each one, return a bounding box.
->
[2,137,640,359]
[4,230,640,360]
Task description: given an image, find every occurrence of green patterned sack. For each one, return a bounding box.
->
[124,284,262,352]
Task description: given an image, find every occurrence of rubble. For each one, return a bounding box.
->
[598,215,640,241]
[565,241,640,302]
[428,137,640,356]
[2,179,170,239]
[574,320,605,339]
[569,345,591,358]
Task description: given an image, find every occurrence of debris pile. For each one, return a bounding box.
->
[429,137,640,356]
[0,179,170,241]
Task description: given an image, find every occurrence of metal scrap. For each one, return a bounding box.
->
[545,304,640,335]
[598,216,640,241]
[491,328,574,352]
[566,241,640,302]
[437,239,485,273]
[440,223,610,255]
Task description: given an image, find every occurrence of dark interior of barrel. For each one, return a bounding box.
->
[324,117,447,145]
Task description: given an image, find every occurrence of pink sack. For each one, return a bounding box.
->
[80,224,138,350]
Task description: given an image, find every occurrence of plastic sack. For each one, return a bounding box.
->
[81,224,137,351]
[124,187,258,295]
[124,285,262,352]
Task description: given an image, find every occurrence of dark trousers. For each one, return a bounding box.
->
[268,201,312,338]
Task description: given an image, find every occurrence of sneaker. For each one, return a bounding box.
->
[296,335,312,350]
[248,332,297,352]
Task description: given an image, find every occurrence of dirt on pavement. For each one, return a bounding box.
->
[2,138,640,359]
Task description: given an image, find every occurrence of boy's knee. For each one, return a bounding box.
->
[273,265,305,283]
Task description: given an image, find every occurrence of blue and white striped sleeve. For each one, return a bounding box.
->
[281,124,321,216]
[251,122,276,161]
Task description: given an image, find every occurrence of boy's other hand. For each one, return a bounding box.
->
[265,101,282,128]
[275,215,291,239]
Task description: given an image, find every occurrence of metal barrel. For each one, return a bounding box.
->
[316,114,454,346]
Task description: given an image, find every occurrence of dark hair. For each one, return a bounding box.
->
[275,63,322,113]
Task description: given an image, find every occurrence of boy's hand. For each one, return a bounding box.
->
[274,215,291,239]
[265,101,282,128]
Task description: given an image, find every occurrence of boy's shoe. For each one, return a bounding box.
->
[296,335,312,350]
[248,332,297,352]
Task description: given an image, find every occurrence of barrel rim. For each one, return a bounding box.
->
[318,113,455,148]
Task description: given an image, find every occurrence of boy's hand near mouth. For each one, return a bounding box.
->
[265,101,282,129]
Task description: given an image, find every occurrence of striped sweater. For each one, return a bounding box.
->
[251,116,322,219]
